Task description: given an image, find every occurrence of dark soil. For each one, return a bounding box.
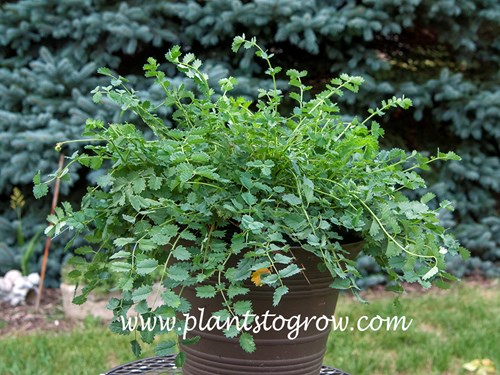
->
[0,277,496,337]
[0,288,76,337]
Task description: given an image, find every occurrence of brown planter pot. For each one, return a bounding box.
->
[179,241,364,375]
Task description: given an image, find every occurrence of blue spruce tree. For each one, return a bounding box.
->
[1,0,498,284]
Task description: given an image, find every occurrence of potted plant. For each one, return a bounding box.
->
[34,35,465,374]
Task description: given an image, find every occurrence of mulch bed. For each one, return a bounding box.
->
[0,277,497,338]
[0,288,76,337]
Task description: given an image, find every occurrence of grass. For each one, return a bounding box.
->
[326,280,500,374]
[0,317,152,375]
[0,281,498,375]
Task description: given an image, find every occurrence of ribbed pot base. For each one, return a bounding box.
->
[181,345,326,375]
[180,242,364,375]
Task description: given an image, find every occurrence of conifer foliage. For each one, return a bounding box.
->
[1,0,498,283]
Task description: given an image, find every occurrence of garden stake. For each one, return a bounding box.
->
[35,153,64,310]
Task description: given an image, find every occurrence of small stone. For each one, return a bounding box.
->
[0,277,13,292]
[9,288,28,306]
[12,286,28,295]
[13,277,32,290]
[0,288,8,301]
[27,273,40,286]
[5,270,22,285]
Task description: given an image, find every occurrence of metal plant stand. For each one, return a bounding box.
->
[104,355,351,375]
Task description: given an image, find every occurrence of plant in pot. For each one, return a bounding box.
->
[34,35,465,374]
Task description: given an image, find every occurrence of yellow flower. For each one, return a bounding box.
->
[251,268,271,287]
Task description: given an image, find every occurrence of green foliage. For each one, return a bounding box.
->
[1,0,498,285]
[0,187,44,277]
[35,36,465,355]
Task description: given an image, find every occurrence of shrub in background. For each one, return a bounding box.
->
[1,0,498,285]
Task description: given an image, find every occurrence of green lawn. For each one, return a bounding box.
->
[0,281,498,375]
[326,281,499,374]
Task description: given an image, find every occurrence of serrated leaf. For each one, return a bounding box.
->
[422,266,439,280]
[151,233,172,246]
[154,305,175,320]
[33,183,48,199]
[148,176,162,190]
[118,276,134,291]
[134,300,149,314]
[72,294,87,305]
[67,270,81,280]
[172,246,191,260]
[330,278,351,289]
[241,215,264,233]
[241,192,257,206]
[74,246,94,255]
[139,239,157,252]
[33,170,41,185]
[92,91,102,103]
[278,264,301,278]
[168,264,189,281]
[114,237,135,247]
[110,261,131,273]
[434,279,451,289]
[282,194,302,206]
[231,35,245,53]
[132,178,146,194]
[179,170,192,182]
[151,225,179,245]
[213,309,231,321]
[420,192,436,204]
[195,285,217,298]
[239,332,256,353]
[129,195,149,211]
[302,176,315,204]
[161,289,181,308]
[97,67,112,76]
[227,285,249,299]
[386,241,401,257]
[369,220,380,236]
[132,285,152,303]
[459,247,470,260]
[141,327,156,344]
[136,258,158,275]
[109,320,130,335]
[233,300,252,315]
[106,297,120,310]
[178,297,191,313]
[273,286,289,306]
[194,166,222,181]
[283,214,305,230]
[122,214,136,223]
[130,339,141,357]
[437,150,461,161]
[175,352,186,368]
[79,155,103,170]
[180,230,197,241]
[224,324,240,338]
[67,256,87,266]
[155,340,177,356]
